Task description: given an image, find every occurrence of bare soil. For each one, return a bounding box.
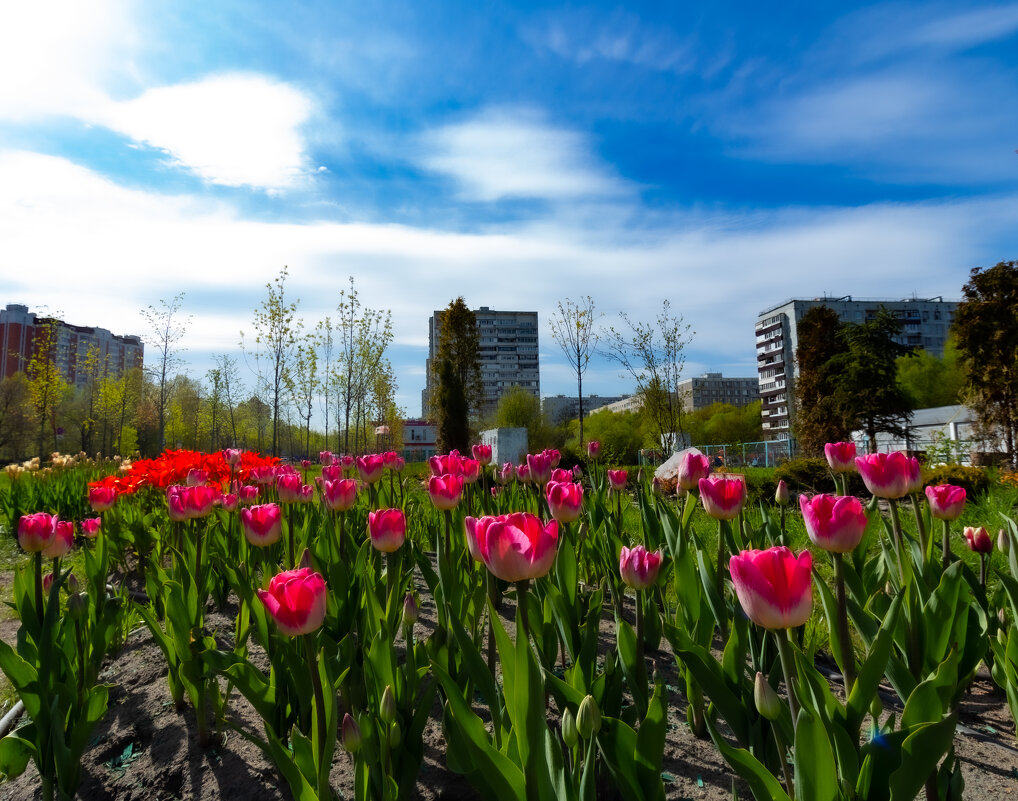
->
[0,573,1016,801]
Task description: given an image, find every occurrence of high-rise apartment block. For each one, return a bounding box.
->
[0,303,144,388]
[423,306,539,417]
[755,296,958,440]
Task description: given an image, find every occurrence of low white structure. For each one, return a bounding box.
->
[852,405,978,460]
[479,427,528,466]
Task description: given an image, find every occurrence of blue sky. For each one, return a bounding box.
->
[2,0,1017,418]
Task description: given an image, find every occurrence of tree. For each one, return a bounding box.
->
[549,296,601,448]
[214,354,243,446]
[287,330,320,458]
[141,293,190,453]
[602,300,693,454]
[954,260,1018,466]
[570,408,648,464]
[830,309,913,453]
[431,298,481,454]
[244,267,299,457]
[688,402,763,446]
[896,338,965,409]
[26,319,69,459]
[794,306,851,456]
[0,374,32,460]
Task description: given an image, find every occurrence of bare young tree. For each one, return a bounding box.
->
[287,329,320,458]
[141,293,190,452]
[549,296,601,448]
[602,300,694,454]
[214,354,243,446]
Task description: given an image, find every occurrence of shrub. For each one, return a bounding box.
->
[773,458,865,496]
[922,464,991,497]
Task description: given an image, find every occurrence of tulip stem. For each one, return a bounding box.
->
[909,494,929,561]
[887,498,906,585]
[517,580,532,645]
[832,553,856,696]
[486,572,497,680]
[302,633,328,795]
[287,505,295,568]
[34,552,44,626]
[941,519,952,570]
[774,629,800,726]
[979,553,987,590]
[773,723,795,800]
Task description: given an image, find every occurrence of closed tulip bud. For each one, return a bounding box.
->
[999,628,1008,647]
[388,720,402,748]
[999,529,1010,553]
[561,707,579,748]
[999,608,1008,628]
[754,672,782,721]
[402,593,419,627]
[774,479,789,506]
[869,695,882,721]
[68,592,89,620]
[66,573,79,594]
[380,685,397,725]
[577,695,601,738]
[341,713,362,753]
[964,526,993,554]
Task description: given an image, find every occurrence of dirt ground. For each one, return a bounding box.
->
[0,574,1016,801]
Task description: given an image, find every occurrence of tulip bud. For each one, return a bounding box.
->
[388,720,402,748]
[754,672,782,721]
[299,548,313,570]
[869,694,882,721]
[999,529,1010,553]
[775,480,789,506]
[999,628,1008,647]
[576,695,601,739]
[380,685,397,725]
[402,593,419,627]
[561,708,579,748]
[999,608,1008,628]
[68,592,89,620]
[66,573,79,594]
[341,713,362,753]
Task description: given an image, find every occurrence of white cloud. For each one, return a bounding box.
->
[100,74,314,190]
[419,107,628,202]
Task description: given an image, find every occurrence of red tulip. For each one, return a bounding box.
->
[698,476,747,520]
[607,469,628,492]
[964,526,993,554]
[472,444,492,465]
[925,485,966,521]
[257,567,327,636]
[546,481,584,524]
[587,440,600,459]
[730,547,813,629]
[619,545,663,590]
[855,452,912,499]
[88,486,117,512]
[322,478,358,512]
[429,474,464,510]
[241,504,283,547]
[677,451,711,491]
[368,509,406,553]
[356,454,385,484]
[824,442,857,473]
[527,452,553,485]
[799,494,867,553]
[43,520,75,558]
[81,517,102,538]
[480,512,558,582]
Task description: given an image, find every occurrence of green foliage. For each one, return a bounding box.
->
[432,298,480,454]
[794,306,852,457]
[921,464,990,497]
[568,409,648,464]
[773,458,865,496]
[687,401,762,446]
[896,339,965,409]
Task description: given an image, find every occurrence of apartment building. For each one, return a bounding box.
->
[588,373,757,415]
[541,394,629,424]
[0,303,144,388]
[423,306,539,417]
[755,296,958,440]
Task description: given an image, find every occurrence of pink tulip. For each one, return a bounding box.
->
[472,444,492,465]
[824,442,857,473]
[619,545,663,590]
[223,448,243,466]
[429,474,464,510]
[241,504,283,547]
[774,479,790,506]
[698,477,747,520]
[81,517,102,538]
[551,468,572,485]
[277,473,304,503]
[321,464,343,482]
[497,462,514,484]
[257,567,327,636]
[322,478,358,512]
[527,452,553,485]
[855,452,912,499]
[461,458,482,484]
[677,451,711,491]
[925,485,966,521]
[480,512,558,582]
[186,468,208,487]
[43,520,75,558]
[799,494,867,553]
[319,451,335,466]
[356,454,385,484]
[905,456,922,495]
[341,454,355,470]
[250,466,278,485]
[88,486,117,512]
[730,547,813,630]
[545,449,562,468]
[516,463,531,483]
[430,453,463,477]
[546,481,584,524]
[608,469,628,492]
[300,459,312,470]
[964,526,993,554]
[464,515,507,562]
[185,485,219,518]
[587,440,600,459]
[572,464,583,480]
[368,509,406,553]
[220,493,239,512]
[239,485,260,503]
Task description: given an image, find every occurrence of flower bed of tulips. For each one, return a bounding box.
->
[0,443,1017,800]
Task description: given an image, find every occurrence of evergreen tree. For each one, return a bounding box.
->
[794,306,851,456]
[431,298,481,453]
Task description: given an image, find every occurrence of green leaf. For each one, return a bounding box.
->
[0,735,36,779]
[793,706,839,801]
[634,683,668,801]
[848,593,902,736]
[705,718,791,801]
[616,617,648,717]
[888,714,958,801]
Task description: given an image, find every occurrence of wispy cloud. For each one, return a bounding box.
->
[419,107,628,202]
[100,74,316,191]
